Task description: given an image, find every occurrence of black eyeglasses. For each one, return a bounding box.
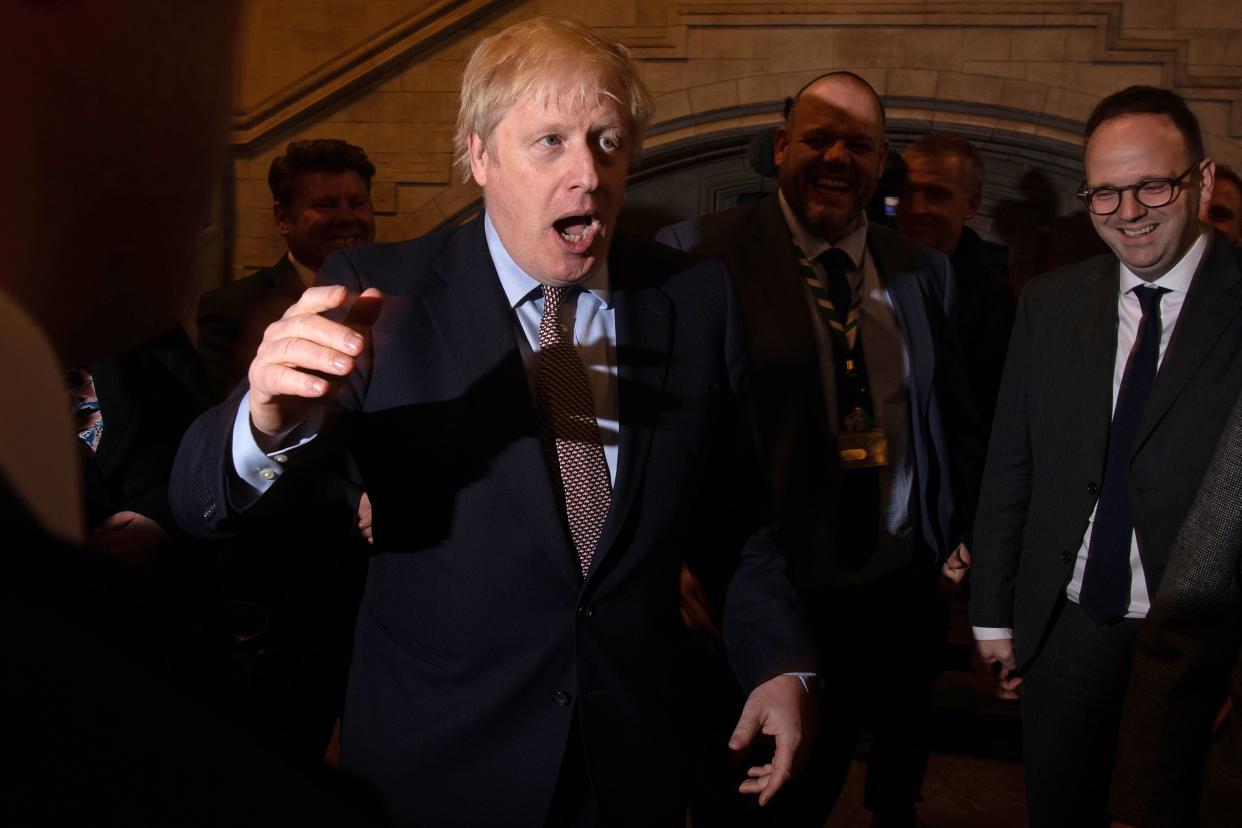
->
[1077,160,1202,216]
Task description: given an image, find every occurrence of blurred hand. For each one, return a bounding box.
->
[679,565,722,646]
[248,285,382,443]
[356,491,373,544]
[89,510,167,564]
[940,542,970,585]
[976,637,1022,700]
[730,675,811,806]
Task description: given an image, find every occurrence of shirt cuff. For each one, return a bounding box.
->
[782,672,818,693]
[971,626,1014,640]
[228,391,322,509]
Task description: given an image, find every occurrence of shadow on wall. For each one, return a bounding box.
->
[993,169,1109,296]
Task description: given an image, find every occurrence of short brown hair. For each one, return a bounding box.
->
[903,132,986,197]
[453,16,654,182]
[268,139,376,206]
[1085,86,1204,161]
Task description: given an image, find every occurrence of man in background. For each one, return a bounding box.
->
[659,71,980,828]
[897,132,1015,431]
[1203,163,1241,245]
[198,138,376,398]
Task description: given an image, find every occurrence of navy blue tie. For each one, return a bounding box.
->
[1081,284,1168,624]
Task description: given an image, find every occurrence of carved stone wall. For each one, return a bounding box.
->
[207,0,1242,295]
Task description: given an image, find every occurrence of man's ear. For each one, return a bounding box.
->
[773,126,790,169]
[468,132,489,186]
[1198,157,1217,211]
[964,190,982,221]
[273,202,290,239]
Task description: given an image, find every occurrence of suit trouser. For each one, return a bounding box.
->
[1020,599,1141,828]
[748,564,949,827]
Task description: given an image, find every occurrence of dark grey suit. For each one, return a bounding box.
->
[658,194,981,825]
[970,237,1242,824]
[196,255,303,400]
[1110,385,1242,828]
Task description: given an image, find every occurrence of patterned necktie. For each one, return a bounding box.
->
[536,285,612,577]
[815,248,861,350]
[1081,284,1169,624]
[66,367,103,456]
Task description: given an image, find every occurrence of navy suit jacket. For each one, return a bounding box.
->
[657,195,981,586]
[172,215,812,826]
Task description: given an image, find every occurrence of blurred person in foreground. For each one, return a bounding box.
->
[172,16,814,827]
[1,1,377,824]
[970,85,1241,826]
[1109,387,1242,827]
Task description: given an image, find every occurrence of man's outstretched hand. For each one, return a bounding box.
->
[247,284,383,445]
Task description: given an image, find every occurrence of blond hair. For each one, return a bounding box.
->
[453,16,654,182]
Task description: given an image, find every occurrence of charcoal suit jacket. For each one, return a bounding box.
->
[970,236,1242,671]
[196,254,303,400]
[657,195,981,585]
[171,214,813,826]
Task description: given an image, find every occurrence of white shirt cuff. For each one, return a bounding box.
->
[971,626,1014,640]
[782,672,818,693]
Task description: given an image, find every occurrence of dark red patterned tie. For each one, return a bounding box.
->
[536,285,612,577]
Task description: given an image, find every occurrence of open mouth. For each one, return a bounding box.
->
[1121,223,1157,239]
[553,214,601,249]
[813,176,854,193]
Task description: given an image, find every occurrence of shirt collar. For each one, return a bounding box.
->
[778,189,869,269]
[484,212,611,311]
[0,287,84,544]
[286,251,317,289]
[1118,231,1207,297]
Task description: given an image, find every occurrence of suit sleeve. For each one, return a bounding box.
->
[932,254,986,547]
[1109,393,1242,827]
[706,261,816,687]
[969,283,1036,629]
[171,251,370,539]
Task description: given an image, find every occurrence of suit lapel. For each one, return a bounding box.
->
[589,255,673,579]
[1079,258,1122,441]
[421,217,579,588]
[1136,238,1242,451]
[268,255,305,302]
[869,230,933,417]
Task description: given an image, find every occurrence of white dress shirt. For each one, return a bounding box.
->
[779,191,917,582]
[973,232,1208,641]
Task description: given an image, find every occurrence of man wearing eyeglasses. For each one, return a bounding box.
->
[969,85,1242,826]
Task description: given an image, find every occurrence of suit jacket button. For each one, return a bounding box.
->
[553,690,572,706]
[1087,482,1098,496]
[1059,550,1074,563]
[577,604,594,619]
